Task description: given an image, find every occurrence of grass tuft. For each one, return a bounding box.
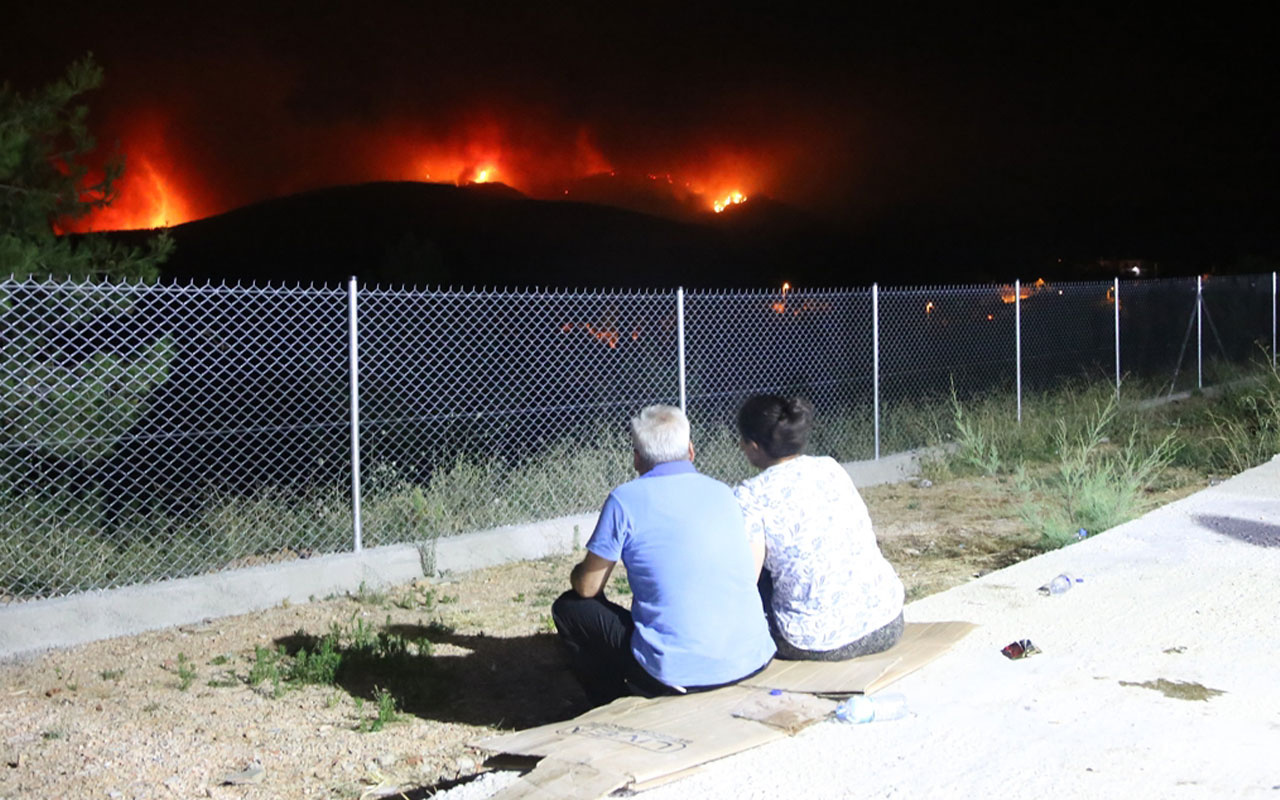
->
[1016,396,1179,548]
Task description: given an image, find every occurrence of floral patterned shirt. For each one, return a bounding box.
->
[735,455,904,651]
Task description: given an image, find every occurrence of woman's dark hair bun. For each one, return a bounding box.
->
[784,397,812,422]
[737,394,814,460]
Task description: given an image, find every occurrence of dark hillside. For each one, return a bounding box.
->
[106,181,859,288]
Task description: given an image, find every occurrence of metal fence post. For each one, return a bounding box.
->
[347,276,364,553]
[1196,275,1203,390]
[676,287,687,413]
[872,282,880,460]
[1014,279,1022,423]
[1114,277,1121,400]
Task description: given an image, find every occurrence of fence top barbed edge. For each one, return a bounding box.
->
[2,272,1272,296]
[357,283,680,298]
[0,276,352,295]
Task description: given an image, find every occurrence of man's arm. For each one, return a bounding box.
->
[570,551,616,598]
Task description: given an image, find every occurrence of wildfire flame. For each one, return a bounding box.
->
[1000,277,1048,304]
[713,191,747,213]
[58,116,201,233]
[772,281,790,313]
[563,281,822,351]
[67,112,771,231]
[769,282,831,316]
[560,321,620,349]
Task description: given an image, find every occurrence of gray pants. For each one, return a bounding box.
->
[759,570,905,661]
[771,610,904,661]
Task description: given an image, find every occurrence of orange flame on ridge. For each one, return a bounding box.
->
[713,191,747,213]
[69,112,773,231]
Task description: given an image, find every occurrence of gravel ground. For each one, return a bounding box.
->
[0,557,589,800]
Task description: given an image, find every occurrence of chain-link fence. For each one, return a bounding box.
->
[2,274,1276,603]
[683,288,874,482]
[356,287,678,547]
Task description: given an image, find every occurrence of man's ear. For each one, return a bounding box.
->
[687,440,696,462]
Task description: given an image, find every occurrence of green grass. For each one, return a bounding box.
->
[1013,396,1180,548]
[232,615,441,727]
[351,581,388,607]
[3,360,1277,599]
[1202,359,1280,474]
[355,688,399,733]
[930,363,1280,550]
[175,653,196,691]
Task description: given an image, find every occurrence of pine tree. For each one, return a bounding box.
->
[2,56,175,535]
[0,53,172,279]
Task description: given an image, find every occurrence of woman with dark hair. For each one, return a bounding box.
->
[734,394,905,661]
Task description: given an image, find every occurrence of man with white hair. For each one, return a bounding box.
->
[552,404,775,705]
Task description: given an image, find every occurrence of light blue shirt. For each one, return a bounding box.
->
[586,460,775,687]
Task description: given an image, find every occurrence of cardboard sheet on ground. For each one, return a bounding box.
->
[472,621,975,799]
[742,620,978,694]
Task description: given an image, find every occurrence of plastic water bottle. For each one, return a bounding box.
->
[1042,573,1081,595]
[834,692,909,724]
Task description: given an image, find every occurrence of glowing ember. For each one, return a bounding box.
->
[1000,277,1049,304]
[713,191,747,213]
[559,321,621,349]
[772,282,791,314]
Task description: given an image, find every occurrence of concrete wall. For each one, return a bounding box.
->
[0,450,925,660]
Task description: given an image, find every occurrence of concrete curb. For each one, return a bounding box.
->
[0,511,598,660]
[0,451,925,660]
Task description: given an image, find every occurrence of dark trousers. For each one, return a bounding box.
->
[550,590,674,706]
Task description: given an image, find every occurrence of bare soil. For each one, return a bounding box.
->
[0,471,1207,800]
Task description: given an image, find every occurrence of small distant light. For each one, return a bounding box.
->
[986,314,994,320]
[1130,266,1141,275]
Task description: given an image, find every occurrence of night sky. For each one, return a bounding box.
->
[4,4,1278,278]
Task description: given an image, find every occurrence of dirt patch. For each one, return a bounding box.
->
[1118,678,1226,701]
[0,473,1210,799]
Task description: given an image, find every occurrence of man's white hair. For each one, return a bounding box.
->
[630,405,691,467]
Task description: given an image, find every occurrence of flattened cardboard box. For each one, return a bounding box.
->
[473,621,976,799]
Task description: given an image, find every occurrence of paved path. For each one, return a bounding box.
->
[452,454,1280,799]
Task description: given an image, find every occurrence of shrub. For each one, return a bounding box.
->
[1017,396,1179,548]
